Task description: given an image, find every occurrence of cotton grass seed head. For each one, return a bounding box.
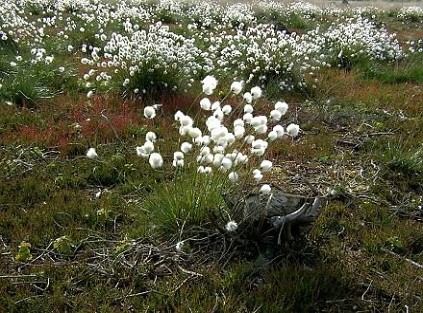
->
[220,157,233,171]
[144,106,156,119]
[222,104,232,115]
[251,86,262,99]
[181,142,193,153]
[175,241,184,252]
[253,169,263,182]
[260,184,272,194]
[146,131,157,142]
[197,166,212,174]
[273,125,285,137]
[244,104,254,114]
[270,109,282,122]
[243,113,253,123]
[143,140,155,154]
[260,160,273,172]
[188,127,202,139]
[286,123,300,137]
[228,171,239,183]
[275,101,289,115]
[225,220,238,232]
[243,92,252,104]
[172,159,184,167]
[230,81,243,94]
[173,151,184,160]
[136,146,149,158]
[149,153,163,169]
[180,115,193,127]
[86,148,98,159]
[202,75,218,95]
[267,130,278,141]
[174,110,184,121]
[200,98,212,110]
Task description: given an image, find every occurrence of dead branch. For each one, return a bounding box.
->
[381,248,423,269]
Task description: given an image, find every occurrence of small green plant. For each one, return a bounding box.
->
[386,145,423,177]
[53,236,75,255]
[385,236,405,254]
[113,237,135,256]
[15,241,33,262]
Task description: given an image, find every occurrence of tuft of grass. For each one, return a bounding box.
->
[143,168,227,236]
[375,138,423,180]
[359,55,423,84]
[113,62,183,101]
[0,76,51,107]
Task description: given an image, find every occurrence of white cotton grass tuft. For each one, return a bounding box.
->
[243,112,253,123]
[230,81,243,94]
[131,76,300,208]
[173,159,184,167]
[181,142,193,153]
[225,220,238,232]
[149,152,163,169]
[173,151,184,167]
[86,148,98,159]
[244,135,255,144]
[228,171,239,183]
[173,151,184,160]
[144,106,156,119]
[222,104,232,115]
[136,146,149,158]
[234,152,248,165]
[270,109,282,122]
[197,165,212,174]
[202,75,218,95]
[142,140,154,154]
[200,98,212,110]
[260,160,273,172]
[273,125,285,137]
[243,104,254,114]
[212,153,224,167]
[275,101,289,115]
[220,157,233,171]
[211,101,221,111]
[286,123,300,137]
[243,92,252,104]
[180,115,193,127]
[260,184,272,194]
[233,119,244,127]
[251,139,268,156]
[234,125,245,139]
[175,241,184,252]
[250,86,262,99]
[188,127,202,139]
[254,124,267,134]
[146,131,157,142]
[267,130,278,141]
[174,110,184,121]
[253,169,263,182]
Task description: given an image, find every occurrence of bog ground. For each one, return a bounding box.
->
[1,0,423,312]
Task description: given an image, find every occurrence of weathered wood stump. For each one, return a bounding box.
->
[224,185,326,244]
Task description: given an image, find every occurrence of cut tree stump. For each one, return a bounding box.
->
[224,184,326,244]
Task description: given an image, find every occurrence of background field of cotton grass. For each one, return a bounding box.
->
[1,0,423,311]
